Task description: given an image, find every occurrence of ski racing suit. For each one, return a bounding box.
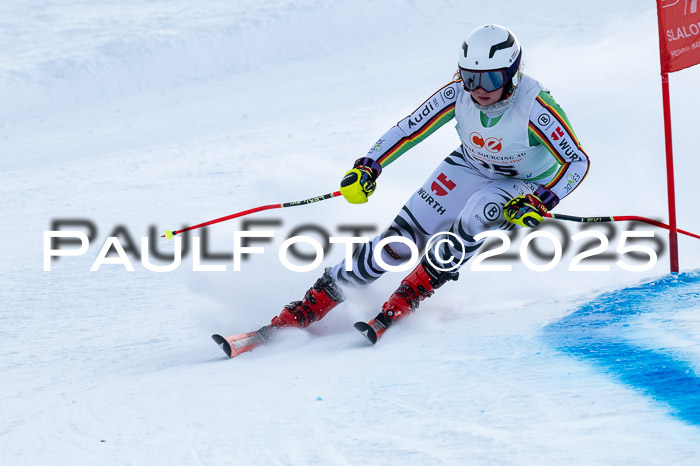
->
[331,73,590,286]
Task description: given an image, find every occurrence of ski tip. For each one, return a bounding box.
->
[353,322,378,345]
[211,334,233,358]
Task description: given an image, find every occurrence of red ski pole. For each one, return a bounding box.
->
[544,212,700,240]
[162,190,342,239]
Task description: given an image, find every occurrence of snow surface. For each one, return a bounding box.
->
[2,0,700,464]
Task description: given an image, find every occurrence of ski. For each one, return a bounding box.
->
[353,316,388,345]
[211,327,270,358]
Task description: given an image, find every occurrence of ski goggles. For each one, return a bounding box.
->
[459,68,510,92]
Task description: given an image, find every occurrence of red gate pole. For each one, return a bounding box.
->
[660,72,679,273]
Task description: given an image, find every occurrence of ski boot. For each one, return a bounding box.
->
[259,267,345,341]
[213,268,345,358]
[354,256,458,344]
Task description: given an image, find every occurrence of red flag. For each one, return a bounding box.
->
[657,0,700,72]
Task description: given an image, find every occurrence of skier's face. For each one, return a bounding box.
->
[469,87,503,106]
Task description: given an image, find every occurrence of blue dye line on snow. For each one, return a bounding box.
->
[543,271,700,425]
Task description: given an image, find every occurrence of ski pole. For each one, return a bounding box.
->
[162,190,342,239]
[544,212,700,240]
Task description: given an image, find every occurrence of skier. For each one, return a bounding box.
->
[217,24,590,354]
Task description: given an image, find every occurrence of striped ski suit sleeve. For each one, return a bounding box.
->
[366,81,460,168]
[527,91,590,200]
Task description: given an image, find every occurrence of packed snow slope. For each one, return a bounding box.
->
[2,0,700,464]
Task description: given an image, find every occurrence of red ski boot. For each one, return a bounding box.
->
[212,269,345,358]
[354,257,458,344]
[260,268,345,339]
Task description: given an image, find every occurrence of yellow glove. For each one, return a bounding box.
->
[340,158,382,204]
[504,187,560,228]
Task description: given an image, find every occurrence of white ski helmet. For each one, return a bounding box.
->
[458,24,522,93]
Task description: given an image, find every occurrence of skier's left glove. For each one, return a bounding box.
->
[340,157,382,204]
[504,186,559,228]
